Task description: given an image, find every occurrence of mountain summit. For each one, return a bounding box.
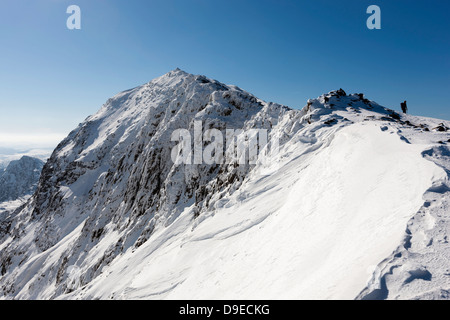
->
[0,70,449,300]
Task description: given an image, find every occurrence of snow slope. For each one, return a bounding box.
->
[62,122,444,300]
[0,70,449,300]
[357,137,450,299]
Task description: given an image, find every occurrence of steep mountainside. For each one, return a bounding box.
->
[0,70,449,300]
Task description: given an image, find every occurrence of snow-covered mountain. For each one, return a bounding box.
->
[0,156,45,227]
[0,156,44,203]
[0,69,449,300]
[0,149,51,171]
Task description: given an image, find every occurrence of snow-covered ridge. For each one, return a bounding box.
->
[0,69,449,300]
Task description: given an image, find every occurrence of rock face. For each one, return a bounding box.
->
[0,70,449,300]
[0,156,44,203]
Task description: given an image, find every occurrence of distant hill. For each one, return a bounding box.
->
[0,156,44,202]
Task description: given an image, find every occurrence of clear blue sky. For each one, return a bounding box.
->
[0,0,449,148]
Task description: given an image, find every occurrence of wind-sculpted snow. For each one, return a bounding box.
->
[0,70,449,300]
[357,144,450,300]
